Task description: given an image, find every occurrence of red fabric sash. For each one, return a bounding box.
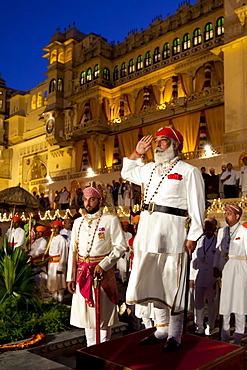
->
[76,259,118,307]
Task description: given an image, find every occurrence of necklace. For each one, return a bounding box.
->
[228,223,240,241]
[143,158,179,205]
[76,211,103,262]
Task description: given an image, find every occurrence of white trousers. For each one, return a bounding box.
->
[194,286,216,333]
[222,314,246,345]
[85,327,111,347]
[154,304,183,343]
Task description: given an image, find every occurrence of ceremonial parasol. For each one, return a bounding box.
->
[0,185,39,211]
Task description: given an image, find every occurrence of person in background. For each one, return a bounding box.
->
[219,165,226,198]
[213,205,247,345]
[201,167,210,198]
[206,168,219,199]
[220,163,239,199]
[190,218,218,336]
[54,190,60,209]
[58,187,71,210]
[6,216,26,250]
[240,157,247,197]
[47,220,68,302]
[117,221,132,284]
[60,218,72,250]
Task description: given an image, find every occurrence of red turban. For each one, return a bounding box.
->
[225,205,242,217]
[242,222,247,228]
[83,187,103,199]
[12,216,21,222]
[36,225,46,232]
[121,221,129,225]
[156,126,183,151]
[52,220,63,228]
[133,215,140,223]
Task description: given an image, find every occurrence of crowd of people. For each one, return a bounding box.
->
[5,126,247,353]
[201,158,247,199]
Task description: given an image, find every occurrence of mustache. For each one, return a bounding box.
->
[154,148,164,153]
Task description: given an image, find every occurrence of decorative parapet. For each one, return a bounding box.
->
[234,5,247,26]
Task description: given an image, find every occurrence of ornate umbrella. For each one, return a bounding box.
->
[0,185,39,211]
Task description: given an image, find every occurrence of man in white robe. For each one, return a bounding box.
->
[213,205,247,345]
[67,187,126,347]
[121,127,204,352]
[47,220,68,302]
[29,225,47,286]
[6,216,26,250]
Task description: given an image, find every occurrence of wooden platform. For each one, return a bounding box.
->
[76,328,246,370]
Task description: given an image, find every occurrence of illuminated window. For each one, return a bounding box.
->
[0,91,3,95]
[37,92,42,108]
[145,51,151,67]
[121,62,127,77]
[113,66,119,80]
[80,71,86,85]
[173,38,180,55]
[153,47,160,63]
[183,33,191,51]
[49,79,56,93]
[129,59,135,74]
[94,64,100,79]
[0,100,3,109]
[103,68,110,80]
[58,49,64,63]
[205,23,213,41]
[216,17,224,36]
[163,43,170,59]
[57,78,63,92]
[31,95,37,110]
[193,28,202,46]
[137,55,143,70]
[65,48,72,62]
[86,68,92,82]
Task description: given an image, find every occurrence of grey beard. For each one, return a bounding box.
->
[154,145,176,165]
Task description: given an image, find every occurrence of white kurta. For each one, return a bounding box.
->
[47,234,68,292]
[29,237,47,258]
[240,165,247,195]
[6,227,26,249]
[214,223,247,315]
[121,157,205,311]
[117,231,131,281]
[66,211,126,329]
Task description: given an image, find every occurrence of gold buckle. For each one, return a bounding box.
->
[147,202,155,214]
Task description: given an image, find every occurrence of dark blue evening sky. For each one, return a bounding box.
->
[1,0,196,91]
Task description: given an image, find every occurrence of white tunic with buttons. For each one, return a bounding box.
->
[66,211,126,329]
[121,157,205,311]
[6,227,26,249]
[214,223,247,315]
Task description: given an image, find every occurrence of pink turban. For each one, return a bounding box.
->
[156,126,183,151]
[225,205,242,217]
[83,187,103,199]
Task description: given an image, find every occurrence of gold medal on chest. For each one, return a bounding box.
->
[84,257,90,263]
[98,231,105,239]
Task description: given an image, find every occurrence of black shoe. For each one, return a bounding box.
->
[139,333,167,345]
[163,337,181,352]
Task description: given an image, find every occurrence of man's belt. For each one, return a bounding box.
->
[220,252,247,260]
[142,203,188,217]
[48,254,60,263]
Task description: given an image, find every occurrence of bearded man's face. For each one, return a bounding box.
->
[154,136,176,164]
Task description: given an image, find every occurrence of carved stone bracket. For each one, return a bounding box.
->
[234,5,247,26]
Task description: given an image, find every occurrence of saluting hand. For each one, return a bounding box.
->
[129,135,153,160]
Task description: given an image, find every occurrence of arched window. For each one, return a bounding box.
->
[121,62,127,77]
[37,92,42,108]
[205,23,213,41]
[94,64,100,79]
[216,17,224,36]
[153,47,160,63]
[49,79,56,93]
[183,33,191,51]
[163,43,170,59]
[129,59,135,74]
[193,28,202,46]
[57,78,63,92]
[172,38,180,56]
[80,71,86,85]
[103,68,110,80]
[86,68,92,82]
[113,66,119,81]
[137,55,143,70]
[31,95,36,110]
[145,51,151,67]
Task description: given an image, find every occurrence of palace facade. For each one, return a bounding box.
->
[1,0,247,204]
